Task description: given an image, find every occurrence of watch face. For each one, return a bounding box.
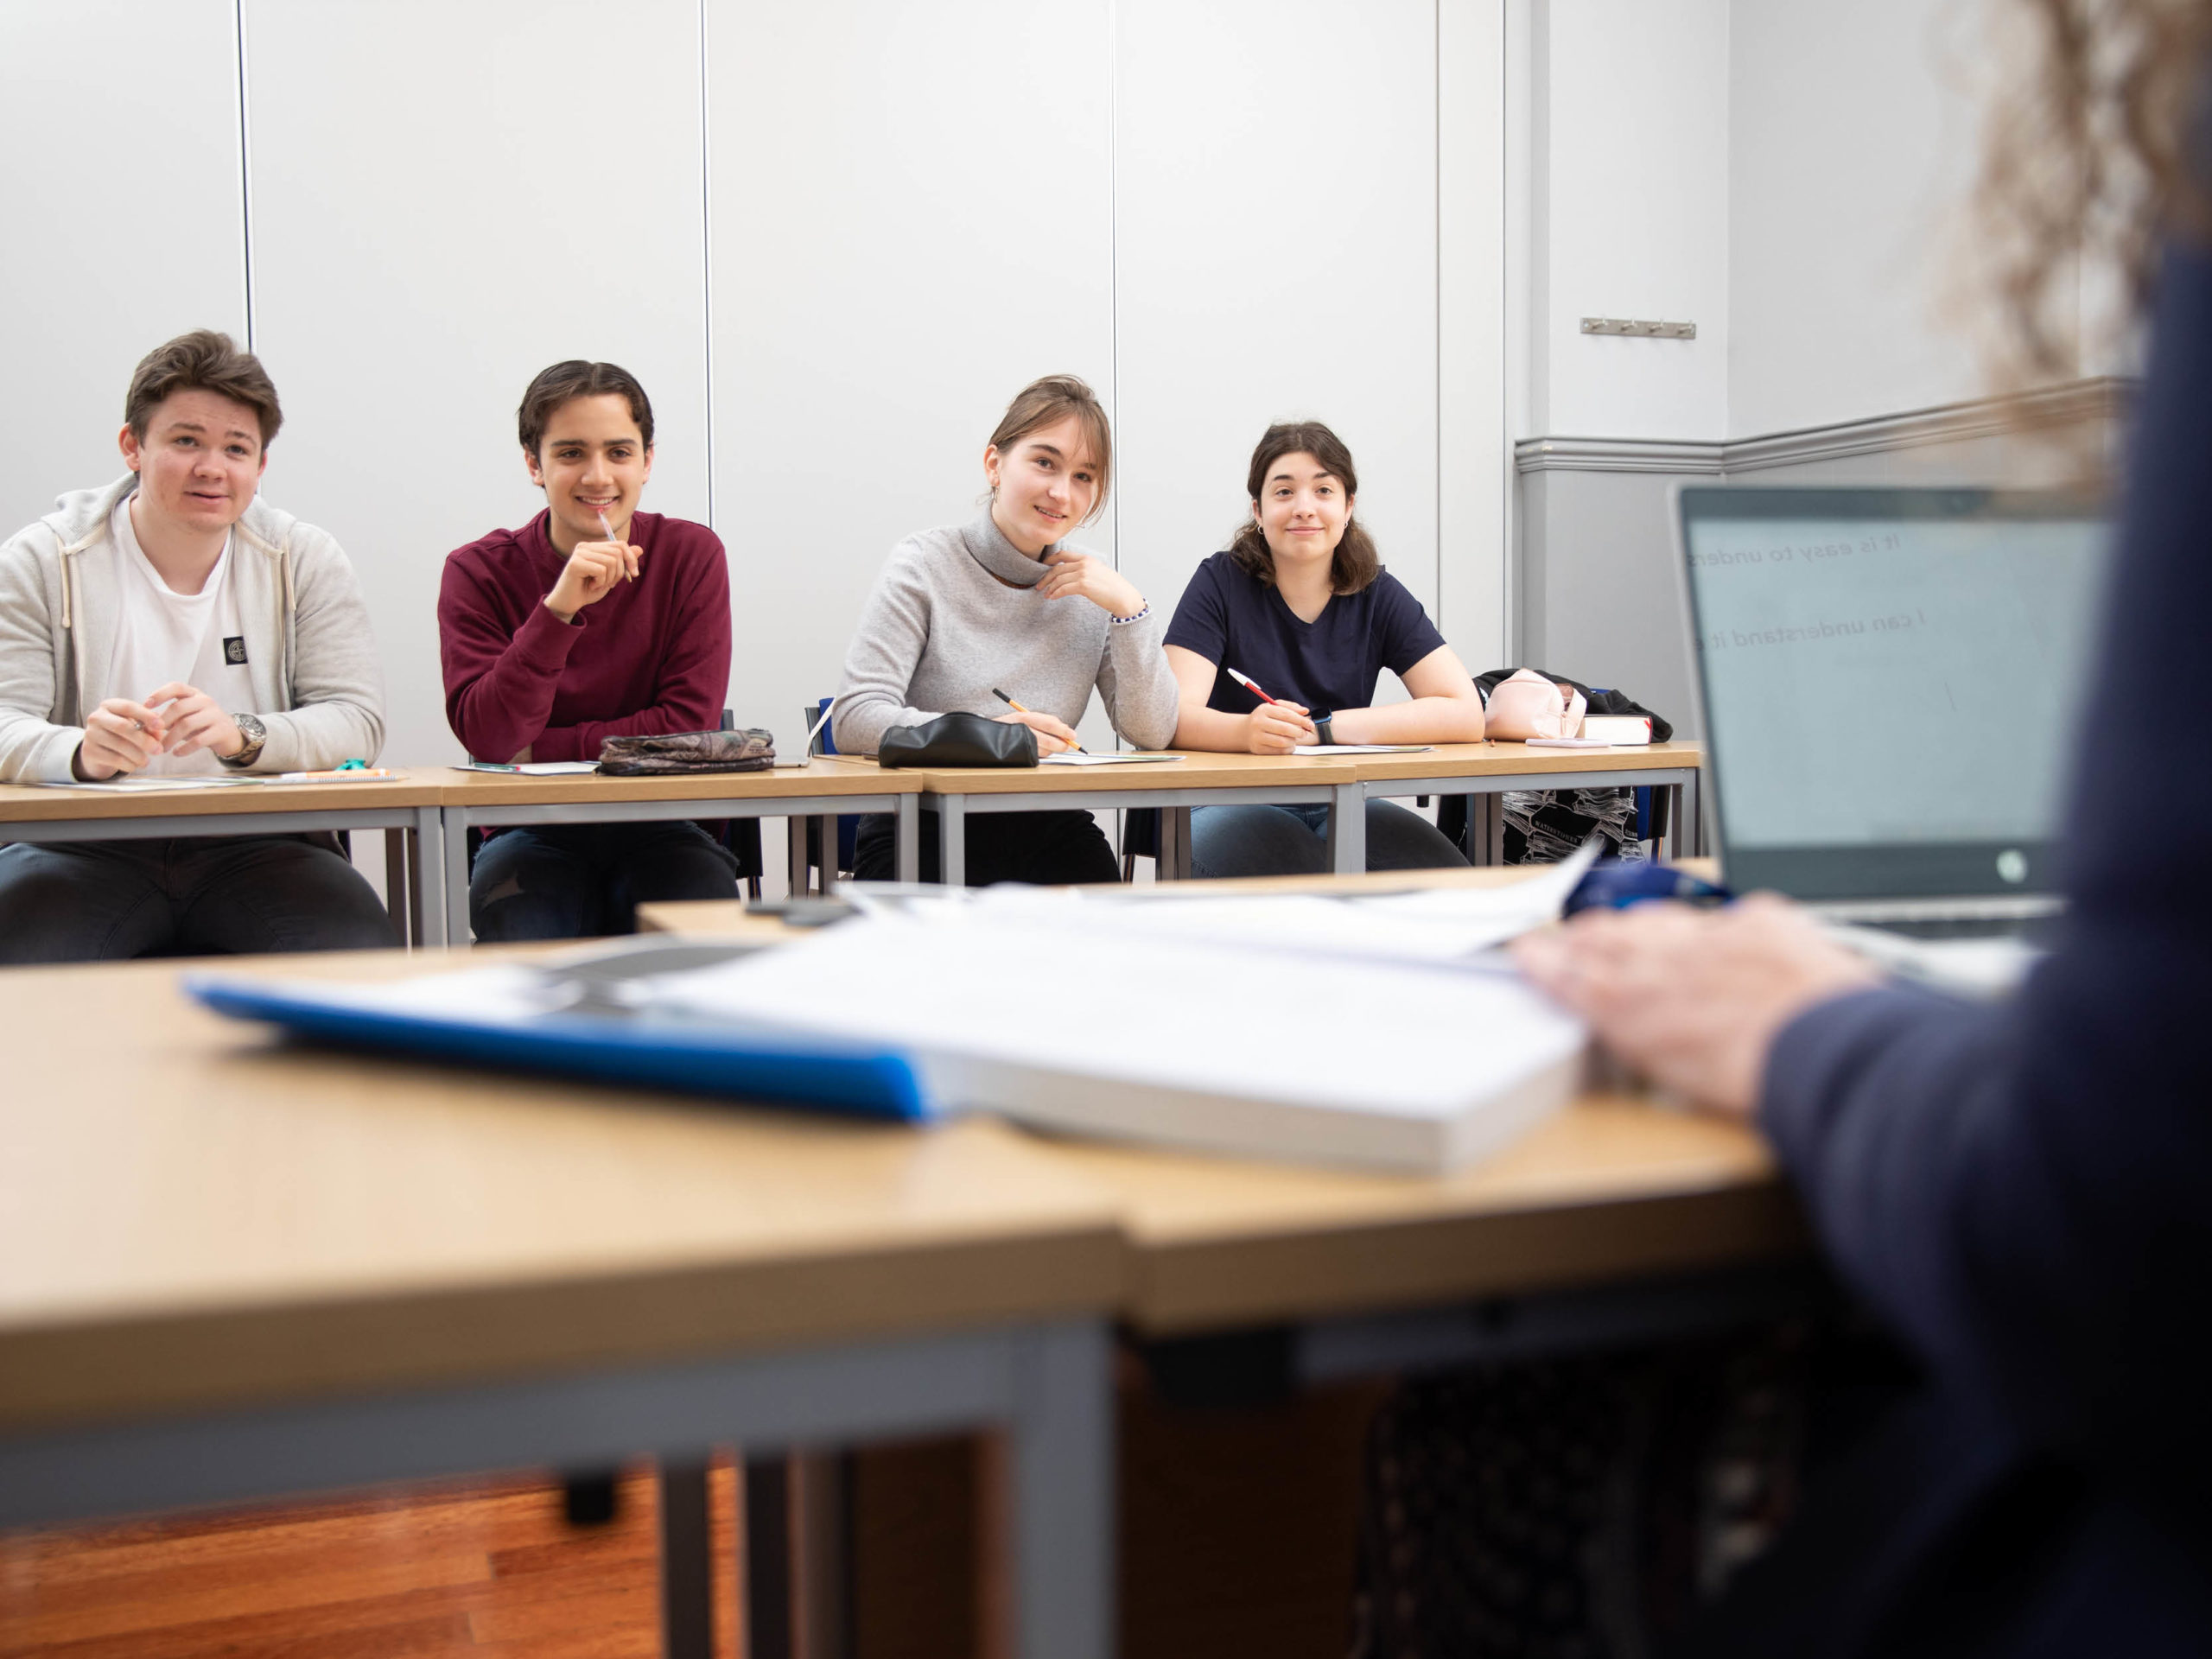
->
[1308,710,1334,723]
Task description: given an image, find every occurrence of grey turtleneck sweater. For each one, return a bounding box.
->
[832,511,1179,756]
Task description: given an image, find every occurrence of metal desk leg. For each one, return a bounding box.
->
[433,809,468,946]
[895,794,920,884]
[658,1458,714,1659]
[384,827,412,946]
[1008,1322,1112,1659]
[1325,782,1367,875]
[1160,805,1190,881]
[814,816,839,894]
[940,795,967,887]
[420,804,455,946]
[745,1454,795,1659]
[1668,779,1688,861]
[787,814,811,899]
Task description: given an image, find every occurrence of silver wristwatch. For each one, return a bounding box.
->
[220,711,269,769]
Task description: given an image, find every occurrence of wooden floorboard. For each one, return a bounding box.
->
[0,1463,722,1659]
[3,1385,1385,1659]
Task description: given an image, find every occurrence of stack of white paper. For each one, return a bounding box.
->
[653,909,1586,1173]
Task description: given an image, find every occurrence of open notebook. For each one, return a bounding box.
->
[190,856,1594,1174]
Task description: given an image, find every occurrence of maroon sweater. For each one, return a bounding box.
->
[439,509,732,764]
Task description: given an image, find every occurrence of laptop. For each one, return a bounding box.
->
[1673,485,2112,957]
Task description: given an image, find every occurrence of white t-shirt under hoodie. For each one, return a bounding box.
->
[105,494,257,776]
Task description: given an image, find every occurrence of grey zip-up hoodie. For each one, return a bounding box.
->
[0,474,386,782]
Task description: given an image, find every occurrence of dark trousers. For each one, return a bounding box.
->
[850,808,1120,887]
[0,835,397,963]
[470,820,741,941]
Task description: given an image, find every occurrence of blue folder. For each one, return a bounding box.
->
[188,969,934,1123]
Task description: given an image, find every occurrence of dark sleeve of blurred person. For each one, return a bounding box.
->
[1723,239,2212,1654]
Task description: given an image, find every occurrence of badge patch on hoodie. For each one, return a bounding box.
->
[223,636,248,666]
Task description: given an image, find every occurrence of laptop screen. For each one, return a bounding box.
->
[1677,487,2111,899]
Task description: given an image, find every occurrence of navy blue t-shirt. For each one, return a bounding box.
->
[1163,550,1447,715]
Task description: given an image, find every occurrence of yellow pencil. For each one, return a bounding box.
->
[990,688,1084,753]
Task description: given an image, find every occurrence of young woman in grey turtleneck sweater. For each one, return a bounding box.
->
[833,374,1176,886]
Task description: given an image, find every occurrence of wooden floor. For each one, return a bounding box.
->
[0,1462,738,1659]
[1,1377,1386,1659]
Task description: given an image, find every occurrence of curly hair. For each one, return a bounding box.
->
[1975,0,2212,385]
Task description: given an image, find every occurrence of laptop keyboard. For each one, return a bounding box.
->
[1866,914,2054,943]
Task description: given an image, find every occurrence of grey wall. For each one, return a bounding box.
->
[1516,382,2126,739]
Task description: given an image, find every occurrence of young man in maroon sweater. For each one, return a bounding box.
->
[438,360,738,940]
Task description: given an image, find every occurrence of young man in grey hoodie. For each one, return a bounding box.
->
[0,330,394,960]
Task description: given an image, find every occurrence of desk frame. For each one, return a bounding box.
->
[923,780,1363,887]
[922,757,1703,882]
[0,1317,1113,1659]
[1358,761,1704,869]
[0,804,448,949]
[445,791,920,942]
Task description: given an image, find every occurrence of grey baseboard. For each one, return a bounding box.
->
[1514,376,2131,477]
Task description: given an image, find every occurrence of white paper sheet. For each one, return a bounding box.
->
[961,838,1602,967]
[651,909,1587,1170]
[456,761,603,775]
[1288,743,1433,755]
[1039,752,1184,766]
[35,774,264,791]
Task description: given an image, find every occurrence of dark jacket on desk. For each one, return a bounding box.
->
[1704,243,2212,1655]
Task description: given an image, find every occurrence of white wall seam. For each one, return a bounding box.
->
[698,0,715,530]
[233,0,255,353]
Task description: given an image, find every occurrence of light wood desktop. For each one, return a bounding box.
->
[1348,738,1704,785]
[0,946,1117,1432]
[896,751,1361,886]
[638,857,1806,1345]
[0,947,1122,1658]
[434,759,927,937]
[1348,739,1707,867]
[888,743,1703,878]
[0,773,449,944]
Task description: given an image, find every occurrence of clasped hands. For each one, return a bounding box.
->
[74,683,244,779]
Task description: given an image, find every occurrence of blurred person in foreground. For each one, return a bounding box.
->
[1516,3,2212,1652]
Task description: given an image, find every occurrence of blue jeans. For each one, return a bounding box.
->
[470,820,741,941]
[1189,799,1471,879]
[0,835,397,963]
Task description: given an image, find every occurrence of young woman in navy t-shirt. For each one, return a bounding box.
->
[1162,420,1487,877]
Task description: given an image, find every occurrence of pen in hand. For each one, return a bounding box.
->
[1225,667,1278,704]
[991,687,1084,753]
[595,509,637,582]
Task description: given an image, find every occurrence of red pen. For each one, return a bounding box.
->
[1225,667,1278,704]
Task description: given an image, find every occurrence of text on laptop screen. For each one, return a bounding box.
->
[1682,493,2108,850]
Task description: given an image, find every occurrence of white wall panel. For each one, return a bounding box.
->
[243,0,708,767]
[1729,0,1990,435]
[1439,0,1510,673]
[1532,0,1730,440]
[1,0,246,540]
[1115,0,1441,658]
[706,0,1115,743]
